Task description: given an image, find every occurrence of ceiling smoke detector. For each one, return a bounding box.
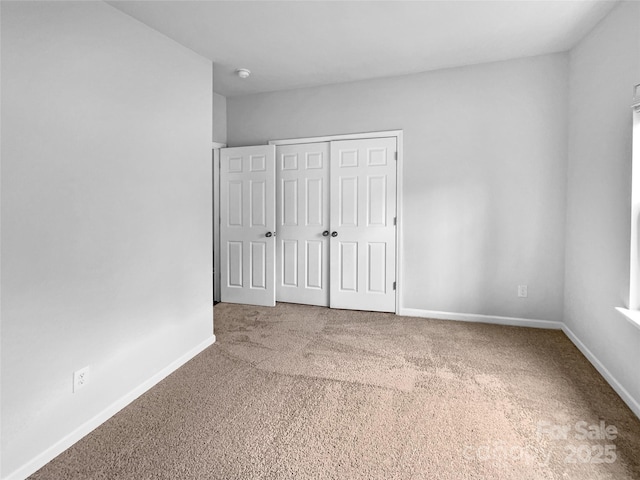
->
[235,68,251,79]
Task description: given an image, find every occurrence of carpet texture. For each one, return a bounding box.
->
[31,303,640,479]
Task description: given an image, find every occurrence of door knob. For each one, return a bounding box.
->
[331,231,338,237]
[265,232,273,237]
[322,230,329,237]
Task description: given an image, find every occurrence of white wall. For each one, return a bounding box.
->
[0,2,213,478]
[564,1,640,414]
[213,91,228,145]
[228,53,569,322]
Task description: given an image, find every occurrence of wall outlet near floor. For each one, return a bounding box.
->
[517,285,528,298]
[73,366,90,393]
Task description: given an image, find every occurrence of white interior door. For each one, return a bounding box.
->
[276,143,330,306]
[220,145,276,306]
[329,137,397,312]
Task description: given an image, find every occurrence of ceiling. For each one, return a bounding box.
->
[107,1,619,97]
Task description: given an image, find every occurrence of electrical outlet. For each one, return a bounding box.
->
[518,285,528,298]
[73,366,90,393]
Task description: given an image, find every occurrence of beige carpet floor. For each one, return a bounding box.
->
[31,303,640,479]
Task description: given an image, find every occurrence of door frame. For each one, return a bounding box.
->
[212,141,226,303]
[269,130,404,314]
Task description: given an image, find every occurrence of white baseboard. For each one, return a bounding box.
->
[6,309,640,479]
[4,335,216,480]
[277,308,635,419]
[399,308,563,330]
[561,325,640,419]
[399,307,640,419]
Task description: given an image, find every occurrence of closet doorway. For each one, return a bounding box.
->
[218,131,403,313]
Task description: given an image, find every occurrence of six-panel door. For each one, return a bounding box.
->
[220,145,276,306]
[276,143,330,306]
[329,138,397,312]
[220,138,397,312]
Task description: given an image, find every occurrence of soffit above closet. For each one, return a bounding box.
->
[107,0,618,97]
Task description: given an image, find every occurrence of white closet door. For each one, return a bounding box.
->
[220,145,276,306]
[329,137,397,312]
[276,143,330,306]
